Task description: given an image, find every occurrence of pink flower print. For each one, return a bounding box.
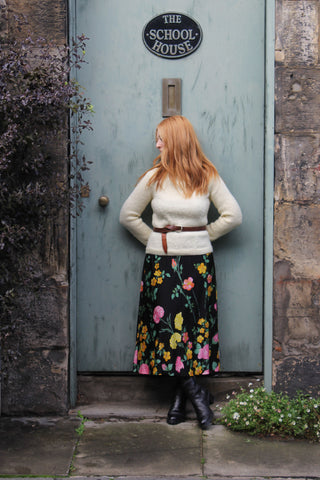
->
[153,305,164,324]
[175,356,184,373]
[182,332,189,343]
[139,363,150,375]
[207,274,212,284]
[213,333,219,343]
[133,349,138,364]
[140,281,144,292]
[171,258,177,268]
[215,364,220,372]
[198,343,210,360]
[187,341,193,349]
[183,277,194,291]
[162,364,167,371]
[214,303,217,311]
[203,370,210,375]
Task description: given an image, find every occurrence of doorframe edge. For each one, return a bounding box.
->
[263,0,275,392]
[69,0,78,408]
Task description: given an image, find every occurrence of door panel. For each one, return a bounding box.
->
[75,0,265,372]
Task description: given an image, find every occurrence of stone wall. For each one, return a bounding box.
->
[1,0,69,414]
[274,0,320,395]
[1,0,320,414]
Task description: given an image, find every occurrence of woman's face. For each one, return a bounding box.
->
[156,131,165,152]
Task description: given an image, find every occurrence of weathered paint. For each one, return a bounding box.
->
[73,0,265,373]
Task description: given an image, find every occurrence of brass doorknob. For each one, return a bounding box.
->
[98,195,109,207]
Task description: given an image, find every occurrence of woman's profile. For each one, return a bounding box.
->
[120,115,242,429]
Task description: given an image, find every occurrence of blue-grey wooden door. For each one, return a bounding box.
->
[74,0,265,372]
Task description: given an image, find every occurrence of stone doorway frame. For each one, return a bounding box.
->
[68,0,275,407]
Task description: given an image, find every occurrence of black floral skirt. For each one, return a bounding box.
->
[133,253,219,376]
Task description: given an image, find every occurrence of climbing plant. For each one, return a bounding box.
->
[0,10,93,362]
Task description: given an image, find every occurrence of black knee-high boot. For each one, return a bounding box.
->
[167,379,186,425]
[181,377,214,430]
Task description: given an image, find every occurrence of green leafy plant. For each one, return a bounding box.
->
[75,410,88,437]
[220,384,320,442]
[69,411,88,474]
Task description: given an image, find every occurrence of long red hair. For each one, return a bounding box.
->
[141,116,218,197]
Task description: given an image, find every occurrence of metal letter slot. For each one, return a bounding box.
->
[162,78,181,117]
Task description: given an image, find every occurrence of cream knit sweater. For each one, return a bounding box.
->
[119,170,242,256]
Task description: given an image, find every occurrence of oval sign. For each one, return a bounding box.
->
[143,12,203,59]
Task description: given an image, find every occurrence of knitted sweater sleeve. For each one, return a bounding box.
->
[119,172,153,246]
[207,175,242,241]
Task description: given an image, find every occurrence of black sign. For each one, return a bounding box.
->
[143,12,203,59]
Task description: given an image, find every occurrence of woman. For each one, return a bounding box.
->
[119,115,242,429]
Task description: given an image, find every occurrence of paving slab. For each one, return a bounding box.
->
[0,416,79,476]
[69,477,316,480]
[0,477,314,480]
[72,420,202,477]
[2,413,320,479]
[203,424,320,478]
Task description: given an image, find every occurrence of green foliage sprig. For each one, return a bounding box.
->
[220,384,320,442]
[75,411,88,437]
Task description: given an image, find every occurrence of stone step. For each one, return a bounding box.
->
[77,374,262,406]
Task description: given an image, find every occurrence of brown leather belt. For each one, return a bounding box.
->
[153,225,207,254]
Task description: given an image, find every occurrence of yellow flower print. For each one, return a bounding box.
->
[157,277,163,285]
[195,366,203,375]
[193,360,198,368]
[151,278,157,286]
[155,339,159,347]
[174,312,184,331]
[197,262,207,274]
[208,285,213,297]
[186,349,193,360]
[189,369,194,376]
[153,367,158,374]
[198,318,205,325]
[205,331,209,338]
[150,359,155,367]
[142,325,148,333]
[163,351,171,361]
[151,351,155,359]
[170,332,181,349]
[155,263,160,269]
[141,342,147,352]
[200,328,205,334]
[205,321,209,328]
[154,269,162,277]
[138,351,142,361]
[158,342,164,350]
[197,335,204,344]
